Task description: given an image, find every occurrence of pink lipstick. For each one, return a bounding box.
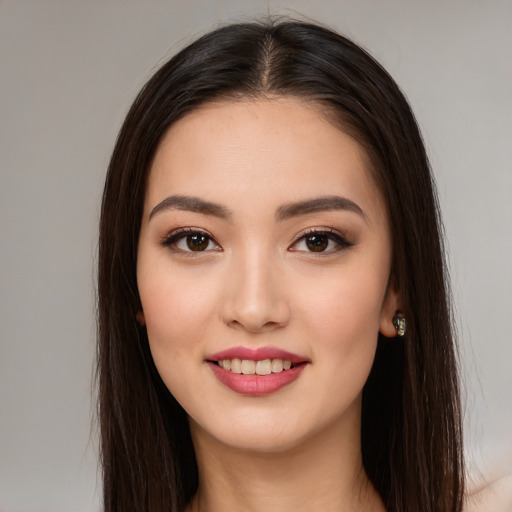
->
[206,346,309,396]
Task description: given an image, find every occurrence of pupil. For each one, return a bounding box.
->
[187,234,209,251]
[306,235,328,252]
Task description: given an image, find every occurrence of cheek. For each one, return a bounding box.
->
[138,264,219,360]
[137,266,223,409]
[297,262,387,368]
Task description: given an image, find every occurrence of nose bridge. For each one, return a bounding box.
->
[222,243,289,332]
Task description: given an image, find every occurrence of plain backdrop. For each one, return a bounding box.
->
[1,1,511,510]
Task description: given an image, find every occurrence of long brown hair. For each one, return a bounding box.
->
[97,19,464,512]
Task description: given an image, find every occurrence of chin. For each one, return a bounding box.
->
[188,395,362,456]
[192,417,311,454]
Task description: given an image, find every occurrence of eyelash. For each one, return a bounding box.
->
[290,228,354,254]
[161,228,220,254]
[161,227,354,254]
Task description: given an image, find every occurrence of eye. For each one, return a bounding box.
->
[162,228,220,253]
[290,229,353,253]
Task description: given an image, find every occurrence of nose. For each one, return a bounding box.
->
[221,250,290,334]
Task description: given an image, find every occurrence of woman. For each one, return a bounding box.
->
[97,19,464,511]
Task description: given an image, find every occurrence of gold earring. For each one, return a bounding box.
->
[392,313,406,336]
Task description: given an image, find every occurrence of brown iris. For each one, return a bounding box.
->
[186,234,209,251]
[305,234,329,252]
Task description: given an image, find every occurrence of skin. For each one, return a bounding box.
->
[137,97,400,512]
[465,472,512,512]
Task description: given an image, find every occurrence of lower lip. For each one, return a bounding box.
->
[208,362,307,396]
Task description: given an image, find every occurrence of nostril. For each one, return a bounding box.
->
[226,319,285,333]
[220,279,291,332]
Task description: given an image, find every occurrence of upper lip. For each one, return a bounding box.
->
[207,346,309,364]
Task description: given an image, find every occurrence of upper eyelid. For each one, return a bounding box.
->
[165,227,213,238]
[162,227,219,246]
[292,227,345,242]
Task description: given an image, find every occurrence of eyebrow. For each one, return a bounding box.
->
[149,195,232,220]
[276,195,367,222]
[148,194,366,223]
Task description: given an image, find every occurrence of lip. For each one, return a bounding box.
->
[206,346,309,396]
[208,362,307,396]
[208,346,308,364]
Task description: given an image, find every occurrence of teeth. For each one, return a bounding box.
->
[217,358,294,374]
[231,358,241,374]
[255,359,271,375]
[271,359,283,373]
[241,360,256,374]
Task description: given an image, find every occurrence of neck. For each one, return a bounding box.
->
[187,406,384,512]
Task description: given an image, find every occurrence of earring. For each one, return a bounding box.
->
[136,311,146,327]
[392,313,406,336]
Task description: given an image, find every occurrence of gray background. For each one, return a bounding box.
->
[1,1,511,510]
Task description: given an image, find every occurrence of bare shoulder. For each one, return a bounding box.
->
[464,473,512,512]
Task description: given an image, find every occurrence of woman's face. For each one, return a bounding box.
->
[137,97,399,453]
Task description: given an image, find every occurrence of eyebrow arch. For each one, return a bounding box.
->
[276,196,367,222]
[149,194,232,221]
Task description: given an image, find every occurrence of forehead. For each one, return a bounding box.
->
[146,97,386,221]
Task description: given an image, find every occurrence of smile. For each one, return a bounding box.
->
[206,347,309,396]
[215,358,293,375]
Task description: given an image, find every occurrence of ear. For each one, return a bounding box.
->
[379,279,402,338]
[136,310,146,327]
